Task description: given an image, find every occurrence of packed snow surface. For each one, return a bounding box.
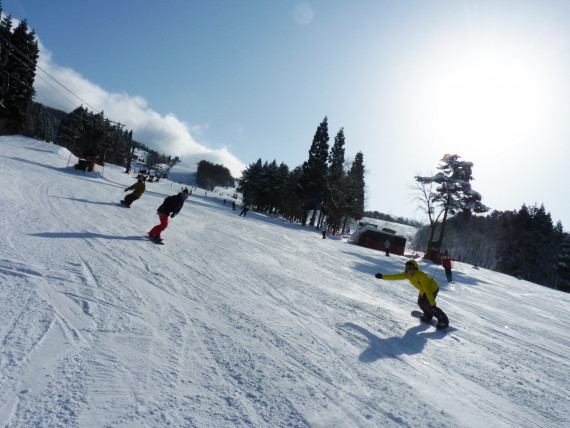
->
[0,136,568,427]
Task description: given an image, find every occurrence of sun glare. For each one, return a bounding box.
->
[419,43,549,153]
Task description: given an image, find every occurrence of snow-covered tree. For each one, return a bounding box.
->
[416,154,488,257]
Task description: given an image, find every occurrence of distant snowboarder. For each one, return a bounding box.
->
[384,239,391,256]
[375,259,449,329]
[239,205,249,217]
[120,176,146,207]
[442,253,453,282]
[148,188,189,242]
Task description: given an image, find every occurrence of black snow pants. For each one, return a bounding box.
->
[418,289,448,325]
[123,193,138,205]
[445,267,452,282]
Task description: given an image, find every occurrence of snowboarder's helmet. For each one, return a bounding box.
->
[182,191,189,199]
[405,260,418,270]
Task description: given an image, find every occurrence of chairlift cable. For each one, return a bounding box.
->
[0,33,100,114]
[0,29,128,143]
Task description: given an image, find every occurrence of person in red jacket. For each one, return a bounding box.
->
[375,259,449,329]
[442,253,453,282]
[148,189,189,242]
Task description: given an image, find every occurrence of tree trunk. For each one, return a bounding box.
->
[426,206,448,263]
[317,210,324,229]
[429,222,437,242]
[437,206,449,246]
[309,210,316,227]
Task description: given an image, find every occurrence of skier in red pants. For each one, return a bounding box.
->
[148,189,189,242]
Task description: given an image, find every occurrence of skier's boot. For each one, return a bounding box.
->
[433,306,449,329]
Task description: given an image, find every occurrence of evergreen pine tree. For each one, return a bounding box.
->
[496,204,557,284]
[264,160,285,213]
[275,162,289,214]
[3,19,39,133]
[257,160,271,209]
[283,165,304,222]
[0,12,14,102]
[299,116,330,226]
[344,151,365,230]
[56,106,86,151]
[325,128,346,230]
[555,233,570,292]
[238,159,263,207]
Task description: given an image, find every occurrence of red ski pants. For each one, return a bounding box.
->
[149,215,169,239]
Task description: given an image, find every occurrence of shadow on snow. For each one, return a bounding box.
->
[340,321,450,362]
[29,232,145,241]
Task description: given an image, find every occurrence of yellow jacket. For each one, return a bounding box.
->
[383,259,439,306]
[125,181,146,198]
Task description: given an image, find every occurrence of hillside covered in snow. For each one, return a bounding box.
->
[0,136,568,427]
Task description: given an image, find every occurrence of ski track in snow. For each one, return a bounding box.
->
[0,136,568,427]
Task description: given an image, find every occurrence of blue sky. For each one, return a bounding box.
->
[3,0,570,228]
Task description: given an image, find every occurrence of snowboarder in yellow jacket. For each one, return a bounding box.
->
[121,176,146,207]
[375,259,449,329]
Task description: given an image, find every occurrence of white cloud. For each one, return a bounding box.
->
[33,39,246,177]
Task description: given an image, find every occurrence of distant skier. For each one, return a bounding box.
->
[239,205,249,217]
[148,188,189,242]
[384,239,391,256]
[375,259,449,329]
[121,175,146,207]
[232,201,236,211]
[442,253,453,282]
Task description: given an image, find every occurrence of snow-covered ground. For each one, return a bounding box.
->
[0,136,568,427]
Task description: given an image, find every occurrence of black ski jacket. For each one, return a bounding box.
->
[157,194,186,217]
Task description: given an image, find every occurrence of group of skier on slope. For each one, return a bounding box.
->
[120,175,189,243]
[120,175,450,328]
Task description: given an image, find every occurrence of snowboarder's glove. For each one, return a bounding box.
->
[375,273,383,279]
[170,213,177,218]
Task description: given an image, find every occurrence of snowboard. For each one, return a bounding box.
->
[411,310,448,329]
[118,201,131,208]
[147,235,164,245]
